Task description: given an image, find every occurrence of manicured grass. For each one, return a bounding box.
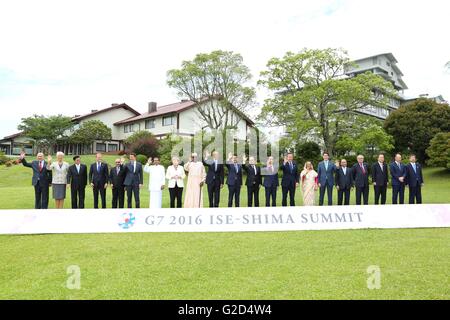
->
[0,157,449,299]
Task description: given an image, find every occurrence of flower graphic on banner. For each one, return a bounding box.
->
[118,213,136,229]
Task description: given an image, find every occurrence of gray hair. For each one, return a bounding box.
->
[56,151,65,157]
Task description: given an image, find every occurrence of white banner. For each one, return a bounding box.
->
[0,204,449,235]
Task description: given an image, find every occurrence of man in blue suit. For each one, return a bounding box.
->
[317,152,336,206]
[226,153,243,207]
[280,153,299,206]
[335,159,353,205]
[123,153,144,208]
[405,154,424,204]
[389,153,407,204]
[20,151,51,209]
[89,153,109,209]
[263,156,279,207]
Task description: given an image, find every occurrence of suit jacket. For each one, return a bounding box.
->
[109,165,126,188]
[244,164,261,187]
[280,161,299,187]
[317,161,336,186]
[226,162,243,186]
[335,167,353,190]
[203,159,224,185]
[123,162,144,186]
[165,165,185,188]
[89,162,109,187]
[262,166,279,188]
[371,162,389,186]
[352,162,370,188]
[389,161,406,186]
[405,163,424,187]
[67,164,88,188]
[21,158,51,186]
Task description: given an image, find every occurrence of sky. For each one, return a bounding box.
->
[0,0,449,138]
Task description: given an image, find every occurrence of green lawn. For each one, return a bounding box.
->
[0,156,449,299]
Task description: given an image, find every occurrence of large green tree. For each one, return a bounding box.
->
[258,48,398,156]
[426,132,450,170]
[167,50,256,130]
[18,115,74,153]
[384,98,450,163]
[70,120,112,146]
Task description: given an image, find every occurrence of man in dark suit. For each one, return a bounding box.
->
[372,153,389,205]
[203,151,224,208]
[335,159,353,205]
[280,153,299,206]
[89,153,109,209]
[405,154,424,204]
[19,151,51,209]
[243,155,261,207]
[263,156,279,207]
[123,153,144,208]
[317,152,336,206]
[109,157,126,209]
[226,154,243,207]
[67,155,88,209]
[390,153,407,204]
[352,154,370,205]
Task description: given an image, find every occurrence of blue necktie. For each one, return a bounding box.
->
[235,164,238,173]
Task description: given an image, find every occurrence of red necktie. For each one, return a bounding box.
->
[39,161,42,172]
[360,163,365,174]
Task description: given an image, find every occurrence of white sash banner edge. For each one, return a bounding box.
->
[0,204,449,235]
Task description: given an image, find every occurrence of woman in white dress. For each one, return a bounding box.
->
[144,157,166,208]
[300,161,318,206]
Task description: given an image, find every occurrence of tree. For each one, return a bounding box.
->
[258,48,398,156]
[167,50,256,129]
[426,132,450,170]
[353,124,394,161]
[18,115,74,153]
[384,98,450,163]
[124,130,155,146]
[295,141,321,165]
[70,120,112,146]
[127,136,160,158]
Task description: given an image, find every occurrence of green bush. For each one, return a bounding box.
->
[136,154,148,165]
[0,152,11,165]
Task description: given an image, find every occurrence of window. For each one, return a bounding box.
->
[108,144,118,152]
[124,124,135,133]
[96,143,106,152]
[162,115,174,126]
[386,61,391,67]
[145,119,155,129]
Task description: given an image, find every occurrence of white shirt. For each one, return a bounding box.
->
[75,164,81,173]
[342,167,347,175]
[378,162,384,171]
[144,164,166,191]
[166,165,186,188]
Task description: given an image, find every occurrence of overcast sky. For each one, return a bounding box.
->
[0,0,449,138]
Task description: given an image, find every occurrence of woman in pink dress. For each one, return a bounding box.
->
[300,161,318,206]
[183,153,207,208]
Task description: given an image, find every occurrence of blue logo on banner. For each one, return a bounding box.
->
[118,213,136,229]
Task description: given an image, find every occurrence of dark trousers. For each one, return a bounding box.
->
[355,186,369,205]
[126,185,140,208]
[408,185,422,204]
[265,186,277,207]
[207,182,221,207]
[34,184,49,209]
[337,188,350,205]
[247,184,260,207]
[169,185,183,208]
[374,185,387,205]
[227,184,241,207]
[282,185,296,206]
[93,185,106,209]
[392,184,405,204]
[71,185,85,209]
[319,184,333,206]
[112,186,125,209]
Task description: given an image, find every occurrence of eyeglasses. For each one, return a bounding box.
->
[115,162,121,164]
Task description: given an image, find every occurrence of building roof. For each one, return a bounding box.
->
[72,103,140,122]
[353,52,398,64]
[2,132,23,140]
[114,99,255,126]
